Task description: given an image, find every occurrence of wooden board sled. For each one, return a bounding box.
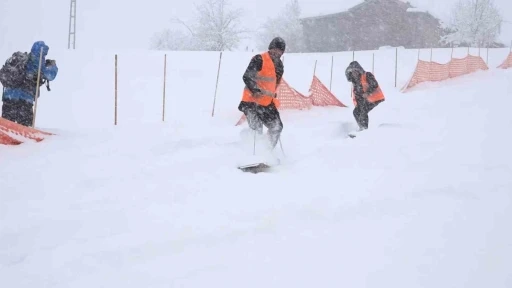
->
[238,163,272,173]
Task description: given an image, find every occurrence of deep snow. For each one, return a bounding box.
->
[1,47,512,287]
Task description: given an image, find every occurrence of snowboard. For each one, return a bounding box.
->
[238,162,273,173]
[236,128,281,173]
[347,123,402,138]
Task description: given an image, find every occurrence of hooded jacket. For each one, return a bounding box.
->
[2,41,58,103]
[345,61,380,104]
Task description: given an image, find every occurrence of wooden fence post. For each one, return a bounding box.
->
[372,52,375,74]
[32,47,43,128]
[114,54,118,125]
[211,51,222,117]
[329,55,334,91]
[394,47,398,88]
[162,54,167,122]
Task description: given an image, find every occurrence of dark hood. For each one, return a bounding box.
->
[345,61,365,82]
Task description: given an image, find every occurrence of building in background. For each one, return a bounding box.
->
[300,0,447,52]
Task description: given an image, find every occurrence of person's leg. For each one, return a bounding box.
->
[245,107,263,134]
[16,100,34,127]
[258,103,283,149]
[240,101,263,134]
[354,99,381,130]
[353,104,368,130]
[1,99,18,123]
[362,101,380,129]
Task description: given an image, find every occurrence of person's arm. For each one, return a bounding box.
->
[364,72,379,95]
[275,58,283,86]
[352,81,365,97]
[242,55,263,94]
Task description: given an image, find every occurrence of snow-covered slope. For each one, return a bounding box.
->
[1,48,512,287]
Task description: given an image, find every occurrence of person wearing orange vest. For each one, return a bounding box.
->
[238,37,285,150]
[345,61,385,130]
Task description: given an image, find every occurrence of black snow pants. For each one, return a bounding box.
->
[239,101,283,149]
[353,99,383,130]
[1,98,34,127]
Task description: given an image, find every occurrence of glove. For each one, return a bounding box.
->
[253,89,263,98]
[45,59,56,66]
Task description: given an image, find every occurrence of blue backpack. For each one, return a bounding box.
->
[0,51,29,88]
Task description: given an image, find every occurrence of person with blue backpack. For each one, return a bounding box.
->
[0,41,58,126]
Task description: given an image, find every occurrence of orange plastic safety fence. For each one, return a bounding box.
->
[401,55,488,92]
[235,77,346,125]
[0,130,22,145]
[0,117,53,145]
[498,52,512,69]
[309,75,347,107]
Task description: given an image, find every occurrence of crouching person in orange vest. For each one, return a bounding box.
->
[237,37,285,150]
[345,61,385,130]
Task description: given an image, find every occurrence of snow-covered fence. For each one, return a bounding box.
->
[497,46,512,69]
[401,52,489,92]
[11,46,510,130]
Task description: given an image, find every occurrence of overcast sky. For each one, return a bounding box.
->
[0,0,510,52]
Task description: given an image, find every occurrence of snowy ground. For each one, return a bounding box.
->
[1,48,512,287]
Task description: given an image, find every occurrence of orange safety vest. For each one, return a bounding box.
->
[241,52,280,107]
[352,73,385,106]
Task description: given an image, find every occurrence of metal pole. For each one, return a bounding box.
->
[279,139,285,157]
[73,0,77,48]
[68,0,77,49]
[67,0,72,49]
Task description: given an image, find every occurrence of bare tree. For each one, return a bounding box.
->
[193,0,250,50]
[255,0,306,52]
[151,0,249,51]
[443,0,503,47]
[150,29,200,51]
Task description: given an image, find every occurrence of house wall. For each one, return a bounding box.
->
[301,0,445,52]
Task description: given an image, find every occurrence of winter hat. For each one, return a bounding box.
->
[268,37,286,52]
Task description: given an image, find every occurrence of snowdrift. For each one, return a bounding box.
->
[1,46,512,287]
[1,63,511,287]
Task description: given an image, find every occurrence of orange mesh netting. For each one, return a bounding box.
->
[401,55,488,92]
[309,75,347,107]
[498,52,512,69]
[0,117,53,145]
[0,130,22,145]
[235,77,345,126]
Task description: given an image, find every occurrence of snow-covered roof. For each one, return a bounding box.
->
[300,0,437,20]
[299,0,363,19]
[407,8,428,13]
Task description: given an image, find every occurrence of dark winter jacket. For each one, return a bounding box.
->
[345,61,379,104]
[242,52,283,95]
[2,41,58,104]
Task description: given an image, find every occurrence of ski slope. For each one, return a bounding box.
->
[1,47,512,287]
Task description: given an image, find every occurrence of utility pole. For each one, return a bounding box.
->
[68,0,77,49]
